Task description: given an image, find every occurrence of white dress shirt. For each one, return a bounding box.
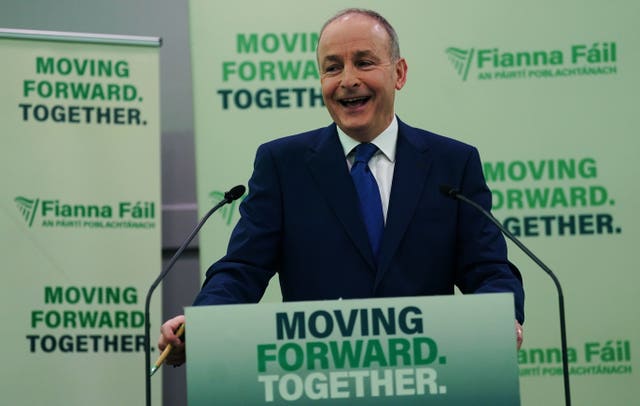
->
[337,116,398,224]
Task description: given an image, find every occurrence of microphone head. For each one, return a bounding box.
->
[224,185,246,201]
[439,184,459,198]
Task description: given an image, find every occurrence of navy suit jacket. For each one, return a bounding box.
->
[194,118,524,323]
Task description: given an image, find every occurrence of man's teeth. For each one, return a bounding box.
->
[341,96,368,106]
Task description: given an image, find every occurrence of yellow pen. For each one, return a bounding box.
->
[150,323,185,377]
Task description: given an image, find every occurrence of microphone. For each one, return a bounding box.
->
[225,184,246,201]
[440,185,571,406]
[143,185,246,406]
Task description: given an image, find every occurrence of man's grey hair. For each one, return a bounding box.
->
[318,8,401,61]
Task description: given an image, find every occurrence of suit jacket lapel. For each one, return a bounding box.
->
[306,124,377,270]
[376,121,432,286]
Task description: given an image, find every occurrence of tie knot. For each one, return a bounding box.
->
[353,143,378,164]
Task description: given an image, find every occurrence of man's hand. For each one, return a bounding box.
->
[516,320,524,350]
[158,314,186,366]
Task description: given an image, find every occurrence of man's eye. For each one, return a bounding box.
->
[324,65,340,73]
[357,60,374,68]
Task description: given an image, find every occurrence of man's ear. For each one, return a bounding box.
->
[395,58,408,90]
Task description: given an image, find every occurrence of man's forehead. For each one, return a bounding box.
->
[318,30,388,59]
[320,49,378,62]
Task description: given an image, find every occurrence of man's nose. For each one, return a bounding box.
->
[340,64,360,88]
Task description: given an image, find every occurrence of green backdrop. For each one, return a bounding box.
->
[189,1,638,404]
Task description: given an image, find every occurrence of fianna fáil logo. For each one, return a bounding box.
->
[14,196,156,229]
[445,47,475,81]
[446,42,618,81]
[15,196,40,227]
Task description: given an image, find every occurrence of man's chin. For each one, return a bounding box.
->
[337,122,375,142]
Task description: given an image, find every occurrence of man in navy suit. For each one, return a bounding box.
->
[159,8,524,364]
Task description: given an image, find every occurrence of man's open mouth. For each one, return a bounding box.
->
[339,96,371,107]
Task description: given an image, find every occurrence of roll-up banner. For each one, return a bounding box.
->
[0,29,162,404]
[188,1,638,404]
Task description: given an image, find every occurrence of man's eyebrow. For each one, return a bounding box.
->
[322,50,379,63]
[321,54,342,64]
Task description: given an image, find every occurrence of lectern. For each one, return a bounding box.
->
[185,293,520,405]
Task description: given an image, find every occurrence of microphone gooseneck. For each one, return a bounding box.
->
[440,184,571,406]
[144,185,246,406]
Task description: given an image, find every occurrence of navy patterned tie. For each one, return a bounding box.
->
[350,143,384,260]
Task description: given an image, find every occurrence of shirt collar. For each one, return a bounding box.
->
[337,116,398,163]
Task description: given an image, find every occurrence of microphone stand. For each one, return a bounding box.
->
[444,186,571,406]
[143,186,245,406]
